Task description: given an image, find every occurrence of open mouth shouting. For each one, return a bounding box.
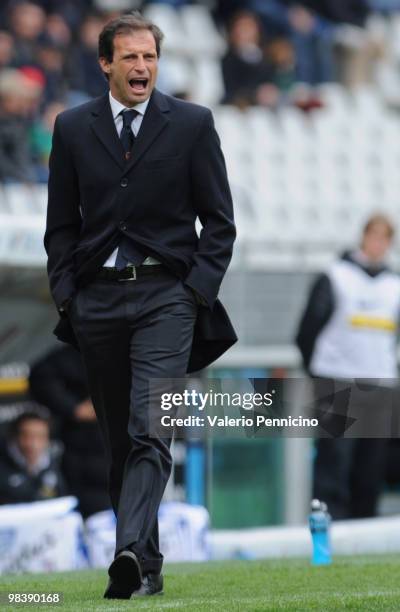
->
[128,77,149,95]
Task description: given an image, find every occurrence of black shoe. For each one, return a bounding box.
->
[103,550,142,599]
[103,578,132,600]
[133,573,164,597]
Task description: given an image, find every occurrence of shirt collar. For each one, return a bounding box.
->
[8,441,51,476]
[109,91,150,120]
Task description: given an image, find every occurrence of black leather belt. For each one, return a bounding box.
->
[96,264,166,281]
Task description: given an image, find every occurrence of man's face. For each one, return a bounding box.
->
[16,419,49,466]
[362,223,392,262]
[99,30,158,107]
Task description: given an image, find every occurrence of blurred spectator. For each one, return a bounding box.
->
[214,0,251,24]
[0,69,37,182]
[0,30,15,68]
[45,12,72,48]
[0,0,94,30]
[0,410,67,504]
[301,0,369,26]
[68,12,108,99]
[266,37,296,96]
[18,65,46,114]
[296,214,400,519]
[30,100,65,181]
[8,1,47,67]
[36,38,69,103]
[50,1,95,29]
[221,11,279,108]
[251,1,336,85]
[29,346,110,518]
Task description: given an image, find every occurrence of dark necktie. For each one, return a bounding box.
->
[120,109,138,158]
[115,108,146,270]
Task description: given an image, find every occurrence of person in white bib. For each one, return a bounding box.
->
[296,214,400,519]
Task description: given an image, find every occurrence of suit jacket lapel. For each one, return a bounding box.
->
[90,93,125,170]
[124,89,170,173]
[89,89,170,173]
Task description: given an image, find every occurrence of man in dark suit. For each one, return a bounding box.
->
[44,12,236,600]
[29,346,110,518]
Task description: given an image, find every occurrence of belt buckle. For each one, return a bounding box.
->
[119,264,137,281]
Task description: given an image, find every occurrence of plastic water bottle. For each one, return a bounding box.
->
[309,498,332,565]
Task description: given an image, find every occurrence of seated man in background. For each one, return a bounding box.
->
[0,411,67,504]
[29,345,110,518]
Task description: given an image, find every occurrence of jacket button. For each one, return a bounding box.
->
[119,222,127,231]
[120,178,128,187]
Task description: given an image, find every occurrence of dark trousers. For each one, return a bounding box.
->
[69,269,197,574]
[313,437,388,520]
[312,377,390,520]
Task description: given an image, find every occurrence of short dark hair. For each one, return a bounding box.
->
[98,11,164,64]
[10,410,50,439]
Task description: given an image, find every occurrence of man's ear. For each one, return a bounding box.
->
[99,56,111,75]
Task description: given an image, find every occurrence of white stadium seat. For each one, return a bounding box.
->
[158,55,192,95]
[190,58,225,106]
[143,4,187,55]
[180,5,226,58]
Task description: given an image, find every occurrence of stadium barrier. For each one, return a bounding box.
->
[210,515,400,560]
[0,497,84,575]
[0,498,210,574]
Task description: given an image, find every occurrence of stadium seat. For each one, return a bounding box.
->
[389,13,400,61]
[2,184,46,215]
[180,5,226,57]
[143,4,187,55]
[158,55,192,94]
[351,86,384,117]
[317,83,352,117]
[190,58,225,106]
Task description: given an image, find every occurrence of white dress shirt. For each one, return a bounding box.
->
[103,91,159,267]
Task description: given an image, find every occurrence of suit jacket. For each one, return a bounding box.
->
[44,88,237,372]
[29,345,104,451]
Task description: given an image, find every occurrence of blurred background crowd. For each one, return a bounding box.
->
[3,0,400,182]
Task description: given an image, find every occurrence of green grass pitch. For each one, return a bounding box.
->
[1,556,400,611]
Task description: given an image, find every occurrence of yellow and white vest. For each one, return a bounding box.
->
[310,259,400,382]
